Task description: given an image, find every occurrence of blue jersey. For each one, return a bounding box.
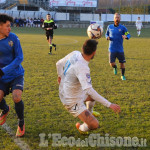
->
[105,24,131,53]
[0,32,24,83]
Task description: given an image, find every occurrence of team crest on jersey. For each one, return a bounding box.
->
[119,29,121,32]
[8,41,13,47]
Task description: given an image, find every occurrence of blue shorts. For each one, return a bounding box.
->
[0,76,24,96]
[109,52,126,63]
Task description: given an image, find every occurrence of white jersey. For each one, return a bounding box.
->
[136,19,142,27]
[56,51,92,106]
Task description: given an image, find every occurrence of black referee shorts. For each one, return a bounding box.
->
[46,30,53,40]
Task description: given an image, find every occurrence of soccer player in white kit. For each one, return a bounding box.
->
[56,39,121,134]
[136,17,143,36]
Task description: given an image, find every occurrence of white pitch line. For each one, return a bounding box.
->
[2,123,31,150]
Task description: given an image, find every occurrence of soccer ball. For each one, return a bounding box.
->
[87,23,103,39]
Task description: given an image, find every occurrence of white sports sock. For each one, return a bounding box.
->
[139,31,141,35]
[79,123,89,132]
[86,101,95,112]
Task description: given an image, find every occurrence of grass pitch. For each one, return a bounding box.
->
[0,26,150,150]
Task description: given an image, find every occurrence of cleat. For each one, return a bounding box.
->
[48,52,52,55]
[92,111,100,117]
[121,76,126,80]
[16,124,25,137]
[113,67,117,75]
[0,106,10,125]
[76,123,89,135]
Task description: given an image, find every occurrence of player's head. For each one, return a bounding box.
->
[82,39,98,59]
[114,13,120,26]
[0,14,13,37]
[46,14,51,21]
[138,17,140,20]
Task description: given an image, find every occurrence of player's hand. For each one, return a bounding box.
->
[110,103,121,113]
[107,37,110,40]
[122,35,127,39]
[47,28,52,30]
[58,77,61,84]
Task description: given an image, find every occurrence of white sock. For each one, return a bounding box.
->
[79,123,89,132]
[86,101,95,112]
[139,31,141,35]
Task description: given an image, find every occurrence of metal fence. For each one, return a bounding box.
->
[97,0,150,14]
[98,0,150,8]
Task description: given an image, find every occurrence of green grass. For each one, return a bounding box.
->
[0,26,150,150]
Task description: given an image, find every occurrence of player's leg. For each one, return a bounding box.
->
[77,109,99,133]
[137,28,139,36]
[0,90,10,125]
[49,32,54,54]
[64,101,99,134]
[138,26,141,36]
[46,31,52,54]
[85,96,100,117]
[137,26,141,36]
[109,52,117,75]
[118,52,126,80]
[11,76,25,137]
[48,37,53,54]
[52,43,56,51]
[51,34,56,51]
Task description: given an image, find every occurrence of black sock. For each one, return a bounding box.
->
[0,99,9,114]
[50,46,52,52]
[121,68,125,76]
[52,43,56,47]
[15,100,24,128]
[113,64,117,69]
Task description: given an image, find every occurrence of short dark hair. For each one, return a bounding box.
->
[82,39,98,55]
[0,14,13,23]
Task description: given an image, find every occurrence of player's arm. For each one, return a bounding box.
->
[53,21,57,29]
[135,20,138,26]
[75,66,120,113]
[141,21,143,27]
[85,87,120,113]
[105,26,110,40]
[1,35,23,76]
[122,26,131,40]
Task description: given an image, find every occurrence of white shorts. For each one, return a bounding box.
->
[136,26,141,30]
[64,101,87,117]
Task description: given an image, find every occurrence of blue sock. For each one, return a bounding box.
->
[0,99,9,114]
[15,100,24,128]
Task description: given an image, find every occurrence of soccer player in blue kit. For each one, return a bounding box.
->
[0,14,25,137]
[106,13,131,80]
